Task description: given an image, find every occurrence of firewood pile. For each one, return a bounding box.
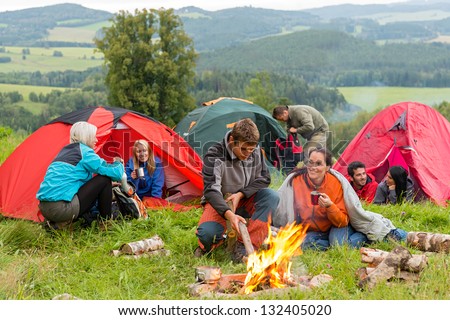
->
[356,246,428,289]
[110,235,169,259]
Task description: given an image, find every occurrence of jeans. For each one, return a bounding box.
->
[302,224,368,251]
[386,228,408,242]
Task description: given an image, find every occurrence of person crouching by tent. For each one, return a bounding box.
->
[347,161,378,203]
[272,105,328,161]
[373,165,415,205]
[36,121,124,230]
[195,118,280,263]
[273,147,407,251]
[125,140,164,205]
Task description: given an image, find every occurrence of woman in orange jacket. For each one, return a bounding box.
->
[285,148,368,250]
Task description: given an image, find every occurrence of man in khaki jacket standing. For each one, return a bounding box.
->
[273,105,328,160]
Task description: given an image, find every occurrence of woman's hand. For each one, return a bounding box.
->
[113,157,124,164]
[318,193,333,208]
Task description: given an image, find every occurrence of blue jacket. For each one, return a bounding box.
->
[37,142,124,202]
[125,157,164,199]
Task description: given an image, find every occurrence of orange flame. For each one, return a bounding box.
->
[243,223,308,294]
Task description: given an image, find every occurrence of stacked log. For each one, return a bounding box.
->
[357,246,427,290]
[406,232,450,253]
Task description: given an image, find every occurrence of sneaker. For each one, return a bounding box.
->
[194,246,206,258]
[231,242,248,264]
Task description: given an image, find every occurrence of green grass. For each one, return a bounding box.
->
[337,86,450,111]
[0,136,449,300]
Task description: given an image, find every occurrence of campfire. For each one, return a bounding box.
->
[189,222,333,297]
[243,222,308,294]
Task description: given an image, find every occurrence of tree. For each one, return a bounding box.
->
[244,71,276,111]
[95,8,198,126]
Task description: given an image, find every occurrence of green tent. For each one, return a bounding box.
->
[174,97,286,167]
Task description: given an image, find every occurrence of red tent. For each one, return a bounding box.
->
[333,101,450,206]
[0,106,203,222]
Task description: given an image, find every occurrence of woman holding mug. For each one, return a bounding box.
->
[274,147,367,250]
[125,140,164,201]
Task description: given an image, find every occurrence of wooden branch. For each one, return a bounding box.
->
[119,235,164,255]
[407,232,450,253]
[238,222,255,255]
[360,247,427,272]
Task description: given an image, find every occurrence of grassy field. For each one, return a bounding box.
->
[0,83,68,99]
[337,86,450,112]
[0,83,73,115]
[0,135,449,301]
[0,46,104,72]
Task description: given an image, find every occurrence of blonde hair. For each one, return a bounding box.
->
[133,140,156,175]
[70,121,97,145]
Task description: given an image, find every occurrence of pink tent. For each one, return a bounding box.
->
[333,101,450,206]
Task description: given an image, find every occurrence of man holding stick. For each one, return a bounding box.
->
[195,118,280,263]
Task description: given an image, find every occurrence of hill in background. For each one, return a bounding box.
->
[2,1,450,50]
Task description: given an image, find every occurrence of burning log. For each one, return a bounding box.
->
[188,269,332,297]
[360,247,427,272]
[357,245,426,289]
[407,232,450,253]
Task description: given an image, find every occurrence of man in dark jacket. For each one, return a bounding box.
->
[347,161,378,203]
[272,105,328,160]
[195,118,280,262]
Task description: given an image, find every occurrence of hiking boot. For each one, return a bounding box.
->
[43,219,72,231]
[194,246,206,258]
[231,242,248,264]
[386,228,408,242]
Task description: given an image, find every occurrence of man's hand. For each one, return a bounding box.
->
[224,210,247,235]
[225,192,244,212]
[289,127,297,134]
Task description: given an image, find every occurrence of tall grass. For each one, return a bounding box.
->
[0,200,449,300]
[0,136,449,300]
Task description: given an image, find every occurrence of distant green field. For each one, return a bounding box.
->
[337,86,450,111]
[0,83,74,115]
[358,10,450,25]
[0,46,104,72]
[0,83,67,99]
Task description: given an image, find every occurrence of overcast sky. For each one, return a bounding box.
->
[0,1,408,13]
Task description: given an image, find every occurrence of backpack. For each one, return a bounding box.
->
[275,133,304,174]
[112,184,148,219]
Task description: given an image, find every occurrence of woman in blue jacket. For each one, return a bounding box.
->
[125,140,164,201]
[37,121,124,228]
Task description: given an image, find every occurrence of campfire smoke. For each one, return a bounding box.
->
[243,222,308,294]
